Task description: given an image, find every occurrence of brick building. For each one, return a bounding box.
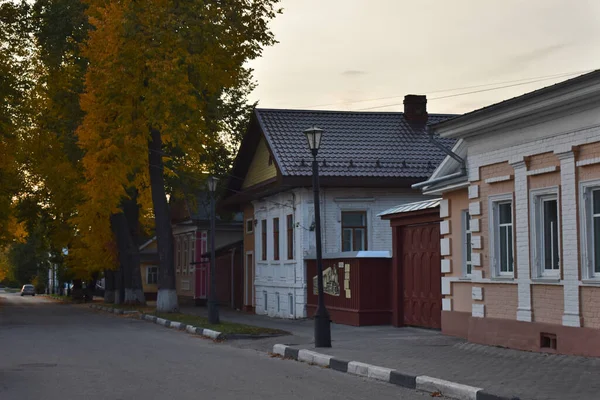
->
[417,70,600,356]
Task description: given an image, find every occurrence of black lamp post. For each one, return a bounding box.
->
[207,175,220,324]
[304,126,331,348]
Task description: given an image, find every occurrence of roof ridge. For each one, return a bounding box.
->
[255,108,456,117]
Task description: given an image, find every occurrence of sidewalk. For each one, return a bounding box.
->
[181,306,600,400]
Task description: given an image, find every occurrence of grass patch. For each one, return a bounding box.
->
[154,312,289,336]
[47,294,71,302]
[108,303,155,313]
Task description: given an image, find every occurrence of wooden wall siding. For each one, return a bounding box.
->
[306,258,392,326]
[242,137,277,189]
[532,285,564,325]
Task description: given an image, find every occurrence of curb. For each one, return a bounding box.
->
[88,305,224,341]
[272,344,520,400]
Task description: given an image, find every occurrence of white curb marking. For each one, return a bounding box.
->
[203,329,221,339]
[347,361,370,377]
[169,321,182,330]
[273,344,288,356]
[367,365,393,382]
[155,318,168,326]
[186,325,197,334]
[416,376,482,400]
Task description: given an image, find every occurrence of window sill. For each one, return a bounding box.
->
[458,276,472,281]
[581,279,600,286]
[531,278,561,284]
[491,276,515,282]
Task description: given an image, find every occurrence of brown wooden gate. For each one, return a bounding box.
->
[400,222,441,329]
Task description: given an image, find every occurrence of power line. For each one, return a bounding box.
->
[293,68,593,110]
[355,71,589,111]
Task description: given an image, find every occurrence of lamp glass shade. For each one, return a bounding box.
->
[304,127,323,151]
[207,176,219,192]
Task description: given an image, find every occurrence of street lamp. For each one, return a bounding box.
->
[207,175,220,324]
[304,126,331,348]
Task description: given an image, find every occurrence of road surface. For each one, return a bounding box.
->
[0,290,443,399]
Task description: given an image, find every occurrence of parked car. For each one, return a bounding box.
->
[20,284,35,296]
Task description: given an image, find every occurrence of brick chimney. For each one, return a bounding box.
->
[403,94,428,124]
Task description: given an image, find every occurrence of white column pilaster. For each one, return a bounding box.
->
[511,159,532,322]
[557,149,581,327]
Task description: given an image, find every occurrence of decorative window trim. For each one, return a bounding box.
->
[273,217,280,261]
[576,157,600,167]
[461,210,473,277]
[488,193,515,277]
[286,214,294,260]
[530,186,560,278]
[176,237,181,273]
[485,175,513,184]
[261,219,267,261]
[526,166,558,176]
[146,266,158,285]
[580,178,600,279]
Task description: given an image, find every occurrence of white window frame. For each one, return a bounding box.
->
[146,266,158,285]
[246,219,254,234]
[175,237,181,273]
[488,193,515,277]
[580,179,600,280]
[530,186,560,278]
[182,238,188,274]
[462,210,473,277]
[190,234,195,274]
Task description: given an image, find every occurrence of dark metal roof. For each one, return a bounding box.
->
[255,109,456,179]
[378,198,441,217]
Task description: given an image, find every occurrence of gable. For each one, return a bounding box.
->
[242,137,277,189]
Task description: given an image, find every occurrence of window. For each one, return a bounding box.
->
[182,239,188,274]
[531,188,560,277]
[273,218,280,260]
[342,211,367,251]
[286,214,294,260]
[462,211,473,276]
[176,238,181,273]
[581,181,600,278]
[490,196,514,276]
[147,266,158,285]
[246,219,254,234]
[261,219,267,260]
[190,235,195,273]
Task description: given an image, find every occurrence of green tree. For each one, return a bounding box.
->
[79,0,280,312]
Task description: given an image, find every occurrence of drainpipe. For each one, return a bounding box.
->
[412,128,467,190]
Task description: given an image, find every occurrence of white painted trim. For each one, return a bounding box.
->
[334,197,375,203]
[488,192,515,278]
[470,270,483,280]
[440,199,449,218]
[580,178,600,280]
[441,259,451,273]
[484,175,513,184]
[470,218,480,233]
[469,202,481,216]
[440,220,450,235]
[472,304,485,318]
[471,236,482,250]
[529,186,561,279]
[422,181,469,196]
[577,157,600,167]
[440,238,451,256]
[526,166,558,176]
[472,252,482,267]
[441,278,452,295]
[471,287,483,301]
[468,185,479,199]
[442,298,452,311]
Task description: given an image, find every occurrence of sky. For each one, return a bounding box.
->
[248,0,600,115]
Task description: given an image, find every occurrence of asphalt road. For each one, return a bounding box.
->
[0,290,443,400]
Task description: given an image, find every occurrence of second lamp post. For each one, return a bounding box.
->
[304,126,331,348]
[207,175,220,324]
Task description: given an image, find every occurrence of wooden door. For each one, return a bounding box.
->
[400,223,441,329]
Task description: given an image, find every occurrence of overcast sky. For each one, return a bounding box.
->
[248,0,600,114]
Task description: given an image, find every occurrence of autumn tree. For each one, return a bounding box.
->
[79,0,280,312]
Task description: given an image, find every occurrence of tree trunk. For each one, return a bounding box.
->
[104,269,115,303]
[148,127,178,312]
[123,192,145,305]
